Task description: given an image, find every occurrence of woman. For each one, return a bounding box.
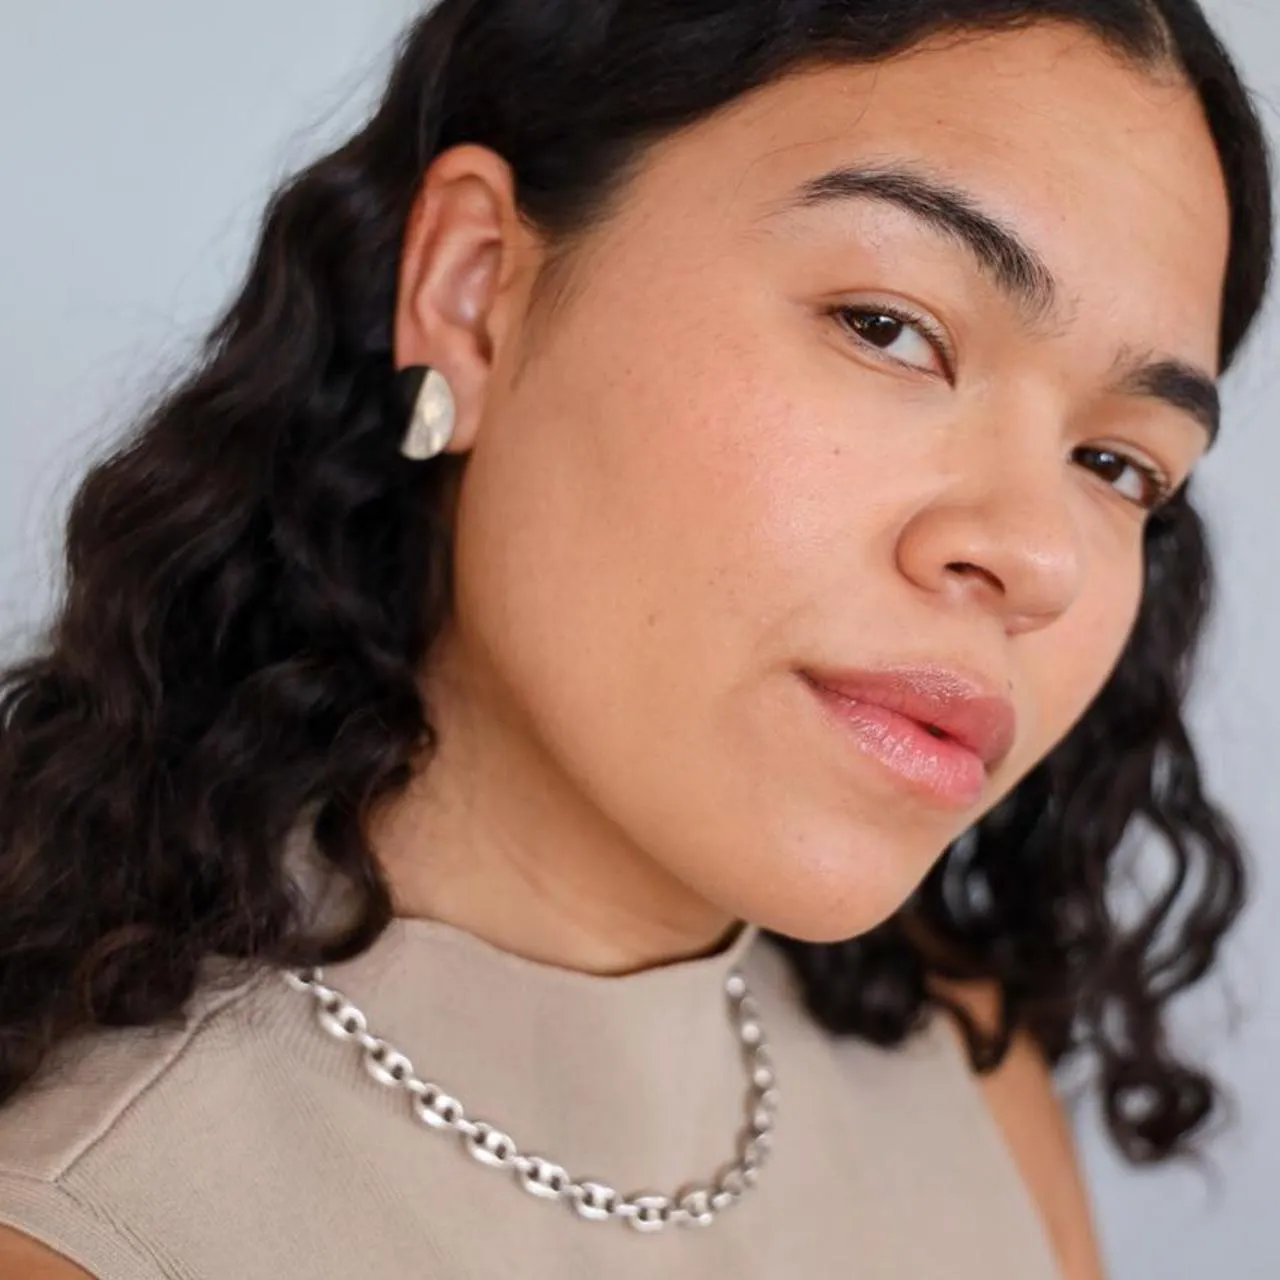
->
[0,0,1271,1276]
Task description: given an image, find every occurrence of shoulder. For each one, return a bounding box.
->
[929,975,1107,1280]
[0,963,271,1280]
[0,959,268,1185]
[0,1224,96,1278]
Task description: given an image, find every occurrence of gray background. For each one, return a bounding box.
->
[0,2,1275,1275]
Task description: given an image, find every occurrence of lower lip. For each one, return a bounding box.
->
[804,678,988,810]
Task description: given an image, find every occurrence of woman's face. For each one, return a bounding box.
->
[398,23,1230,945]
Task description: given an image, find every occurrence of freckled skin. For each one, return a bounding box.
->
[379,22,1230,970]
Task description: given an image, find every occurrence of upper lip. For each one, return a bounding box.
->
[801,663,1017,771]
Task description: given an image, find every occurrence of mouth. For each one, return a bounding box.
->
[798,665,1017,811]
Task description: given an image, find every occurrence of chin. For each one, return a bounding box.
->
[711,821,952,946]
[755,894,919,947]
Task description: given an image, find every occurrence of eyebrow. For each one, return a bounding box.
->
[764,163,1221,444]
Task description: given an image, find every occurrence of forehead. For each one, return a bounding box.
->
[625,22,1232,370]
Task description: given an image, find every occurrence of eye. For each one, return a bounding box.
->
[1073,445,1175,511]
[830,304,953,380]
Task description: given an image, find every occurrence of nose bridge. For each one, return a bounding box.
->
[898,407,1084,626]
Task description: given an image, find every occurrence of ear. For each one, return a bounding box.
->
[393,144,530,454]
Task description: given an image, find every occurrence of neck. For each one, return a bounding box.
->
[366,646,741,978]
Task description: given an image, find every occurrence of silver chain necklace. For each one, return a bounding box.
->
[282,959,779,1234]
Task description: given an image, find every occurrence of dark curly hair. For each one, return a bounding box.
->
[0,0,1272,1169]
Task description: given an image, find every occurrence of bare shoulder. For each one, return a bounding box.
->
[929,975,1108,1280]
[0,1224,97,1278]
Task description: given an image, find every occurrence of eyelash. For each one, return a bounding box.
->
[830,302,955,380]
[829,305,1178,513]
[1072,447,1177,512]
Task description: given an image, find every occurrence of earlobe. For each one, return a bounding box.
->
[394,366,458,462]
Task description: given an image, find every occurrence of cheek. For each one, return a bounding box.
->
[465,294,833,680]
[447,277,895,855]
[453,242,956,755]
[1020,548,1146,757]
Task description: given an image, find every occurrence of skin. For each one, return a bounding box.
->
[379,27,1223,1279]
[374,22,1228,975]
[0,20,1231,1280]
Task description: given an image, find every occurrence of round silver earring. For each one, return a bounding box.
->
[397,366,456,461]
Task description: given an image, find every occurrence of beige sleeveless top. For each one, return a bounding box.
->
[0,912,1061,1278]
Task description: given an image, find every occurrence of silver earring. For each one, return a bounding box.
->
[397,367,456,461]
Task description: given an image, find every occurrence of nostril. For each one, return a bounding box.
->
[945,561,1004,594]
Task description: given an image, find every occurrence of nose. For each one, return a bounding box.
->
[894,435,1084,634]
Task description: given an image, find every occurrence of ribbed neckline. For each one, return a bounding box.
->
[272,825,769,1193]
[378,909,761,993]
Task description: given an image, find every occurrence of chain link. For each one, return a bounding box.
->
[282,958,778,1234]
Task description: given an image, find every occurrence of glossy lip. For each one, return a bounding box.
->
[799,664,1018,772]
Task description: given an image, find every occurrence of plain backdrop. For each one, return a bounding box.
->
[1,2,1276,1275]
